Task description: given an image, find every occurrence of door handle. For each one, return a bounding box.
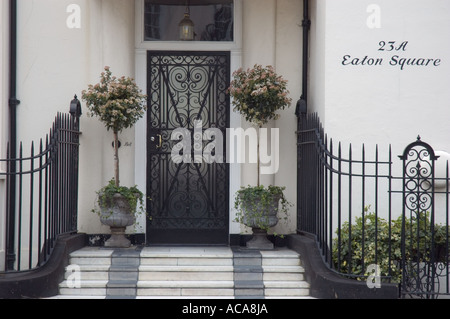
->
[150,134,162,150]
[156,134,162,149]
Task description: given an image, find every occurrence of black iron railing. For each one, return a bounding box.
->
[1,100,81,273]
[297,112,450,298]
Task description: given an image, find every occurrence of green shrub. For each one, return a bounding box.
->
[332,206,449,283]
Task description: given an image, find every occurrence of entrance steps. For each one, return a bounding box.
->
[55,246,311,299]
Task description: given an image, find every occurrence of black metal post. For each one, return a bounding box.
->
[6,0,20,271]
[301,0,310,104]
[296,0,311,235]
[295,0,310,117]
[69,95,82,234]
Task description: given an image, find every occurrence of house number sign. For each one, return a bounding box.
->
[341,41,442,70]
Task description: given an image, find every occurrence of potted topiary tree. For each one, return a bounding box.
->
[228,64,292,249]
[82,66,147,248]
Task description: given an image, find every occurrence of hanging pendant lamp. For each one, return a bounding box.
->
[179,1,195,40]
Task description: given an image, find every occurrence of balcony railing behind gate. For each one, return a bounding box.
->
[0,98,81,273]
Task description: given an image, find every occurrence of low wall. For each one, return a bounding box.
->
[287,233,399,299]
[0,233,87,299]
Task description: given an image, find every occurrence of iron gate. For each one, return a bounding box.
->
[297,113,450,298]
[146,51,230,245]
[399,137,449,298]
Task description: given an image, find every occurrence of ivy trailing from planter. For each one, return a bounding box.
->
[93,179,145,218]
[234,185,292,237]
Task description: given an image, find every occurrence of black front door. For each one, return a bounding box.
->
[146,51,230,245]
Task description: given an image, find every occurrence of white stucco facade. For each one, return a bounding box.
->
[0,0,303,243]
[1,0,449,245]
[309,0,450,156]
[308,0,450,224]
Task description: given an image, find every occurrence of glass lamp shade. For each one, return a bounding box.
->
[179,13,195,41]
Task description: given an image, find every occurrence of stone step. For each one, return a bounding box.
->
[137,288,236,297]
[137,280,235,288]
[260,250,304,266]
[59,279,108,296]
[264,280,310,289]
[65,269,109,281]
[138,270,234,281]
[265,288,311,297]
[138,265,234,273]
[140,258,233,266]
[137,280,235,297]
[56,246,311,299]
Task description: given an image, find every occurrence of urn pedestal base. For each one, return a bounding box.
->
[246,228,274,250]
[99,193,136,248]
[104,227,131,248]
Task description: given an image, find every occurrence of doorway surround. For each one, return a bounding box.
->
[134,0,243,244]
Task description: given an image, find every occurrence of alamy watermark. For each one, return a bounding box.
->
[171,120,280,175]
[367,4,381,29]
[366,264,381,289]
[66,4,81,29]
[66,264,81,289]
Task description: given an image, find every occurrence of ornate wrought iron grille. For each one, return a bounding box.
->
[146,51,230,245]
[400,137,443,298]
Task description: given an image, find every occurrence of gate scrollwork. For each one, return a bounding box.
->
[400,136,441,298]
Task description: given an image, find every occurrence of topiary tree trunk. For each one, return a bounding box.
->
[114,130,120,187]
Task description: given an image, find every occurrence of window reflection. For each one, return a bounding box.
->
[144,0,234,41]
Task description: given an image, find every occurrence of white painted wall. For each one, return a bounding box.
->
[4,0,450,249]
[308,0,450,224]
[7,0,303,241]
[14,0,136,236]
[310,0,450,151]
[273,0,303,235]
[240,0,303,235]
[241,0,277,190]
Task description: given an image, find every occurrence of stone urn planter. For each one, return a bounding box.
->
[234,186,290,250]
[99,193,137,248]
[95,180,144,248]
[241,194,281,250]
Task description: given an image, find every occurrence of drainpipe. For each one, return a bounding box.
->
[6,0,20,271]
[296,0,311,235]
[296,0,310,116]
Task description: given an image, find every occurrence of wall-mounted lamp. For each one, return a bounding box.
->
[70,94,82,118]
[179,1,195,41]
[70,94,82,128]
